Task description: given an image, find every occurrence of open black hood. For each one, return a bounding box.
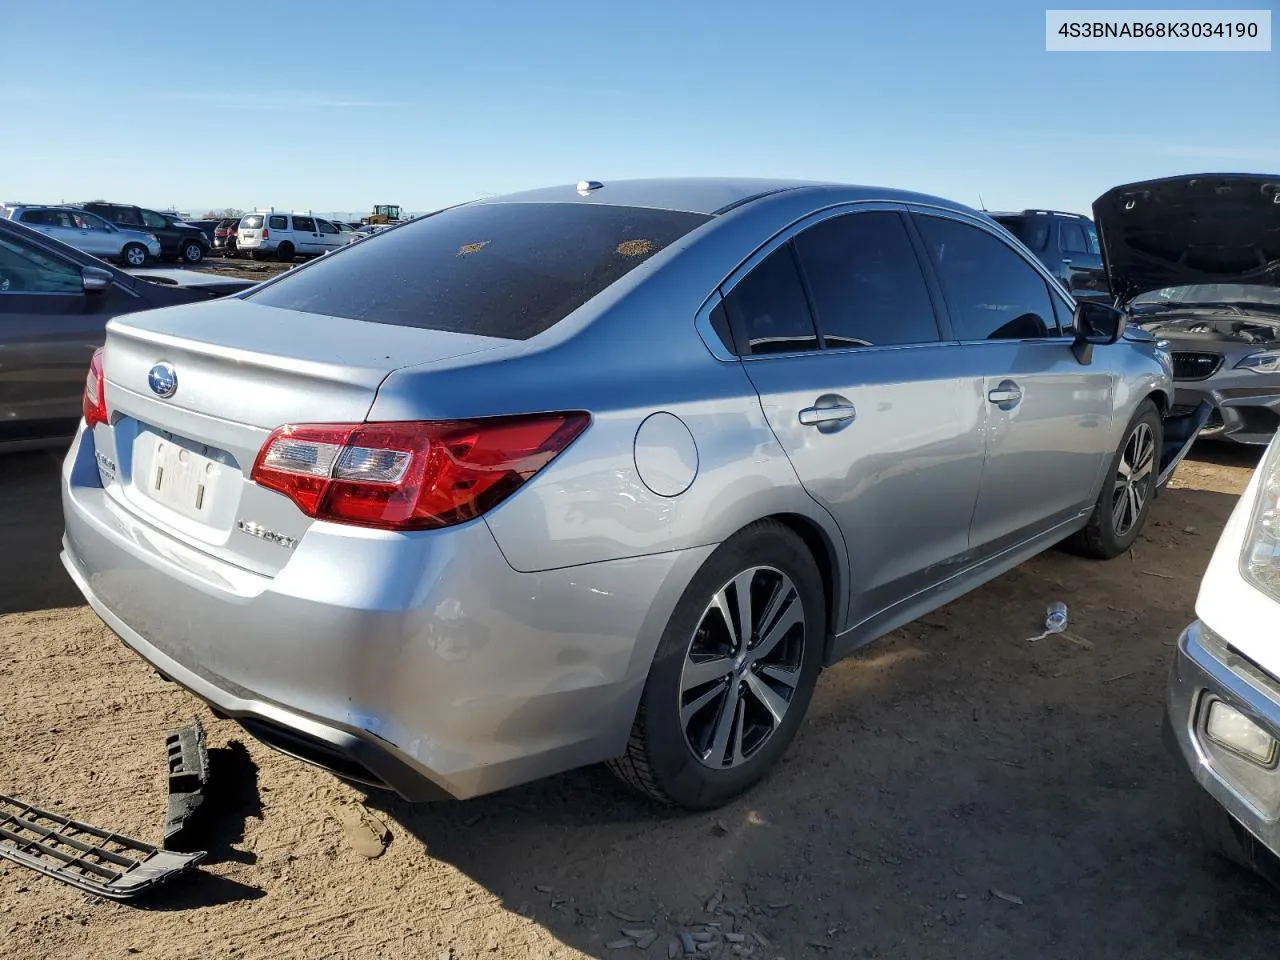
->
[1092,173,1280,303]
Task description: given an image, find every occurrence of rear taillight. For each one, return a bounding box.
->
[261,227,269,239]
[250,413,590,531]
[83,348,108,428]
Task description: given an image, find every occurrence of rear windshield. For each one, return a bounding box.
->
[241,215,263,229]
[245,202,711,340]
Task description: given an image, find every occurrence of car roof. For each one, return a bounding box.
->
[473,177,980,217]
[989,208,1089,220]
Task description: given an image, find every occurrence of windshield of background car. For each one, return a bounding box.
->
[1131,284,1280,309]
[241,215,263,229]
[247,201,711,340]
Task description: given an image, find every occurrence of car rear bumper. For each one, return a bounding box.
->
[1167,619,1280,857]
[1174,376,1280,445]
[60,424,703,800]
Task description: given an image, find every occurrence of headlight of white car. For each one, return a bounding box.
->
[1236,350,1280,374]
[1241,436,1280,600]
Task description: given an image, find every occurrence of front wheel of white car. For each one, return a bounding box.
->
[609,521,826,809]
[1067,399,1162,560]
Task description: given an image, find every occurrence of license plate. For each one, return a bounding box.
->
[145,438,220,520]
[240,230,256,239]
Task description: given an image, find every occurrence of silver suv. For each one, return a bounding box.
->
[61,178,1205,809]
[1,204,161,266]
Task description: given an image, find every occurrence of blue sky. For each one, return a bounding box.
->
[2,1,1275,216]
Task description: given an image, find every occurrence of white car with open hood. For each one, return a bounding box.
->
[1167,432,1280,883]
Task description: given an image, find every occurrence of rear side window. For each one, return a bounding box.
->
[242,215,264,229]
[268,215,287,230]
[996,215,1049,252]
[1059,219,1089,253]
[142,210,169,229]
[249,202,711,340]
[915,215,1057,340]
[108,206,144,226]
[792,211,939,348]
[721,244,819,355]
[1084,221,1101,255]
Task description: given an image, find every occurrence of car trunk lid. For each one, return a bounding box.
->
[95,299,506,575]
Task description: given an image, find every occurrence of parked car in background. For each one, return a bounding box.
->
[1,204,161,266]
[213,218,239,257]
[0,217,253,451]
[989,208,1109,301]
[1095,173,1280,445]
[81,202,210,264]
[1167,427,1280,887]
[61,178,1205,810]
[236,212,351,260]
[185,220,220,245]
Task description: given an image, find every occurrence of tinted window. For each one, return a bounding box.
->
[249,202,710,340]
[108,206,144,226]
[995,215,1049,252]
[268,215,287,230]
[293,216,315,232]
[142,210,169,229]
[317,219,337,235]
[1060,219,1088,253]
[793,211,939,348]
[721,244,819,355]
[0,234,82,293]
[915,215,1056,340]
[242,215,264,229]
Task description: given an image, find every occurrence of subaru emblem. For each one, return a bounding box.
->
[148,362,177,398]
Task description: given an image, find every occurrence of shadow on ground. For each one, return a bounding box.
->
[0,450,82,615]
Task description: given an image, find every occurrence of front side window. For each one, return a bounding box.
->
[248,201,710,340]
[721,243,820,355]
[142,210,169,229]
[915,215,1057,340]
[0,234,83,293]
[293,216,315,232]
[73,212,111,232]
[792,211,940,348]
[317,219,337,235]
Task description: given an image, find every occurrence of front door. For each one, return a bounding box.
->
[291,216,322,255]
[0,230,113,437]
[912,211,1114,558]
[143,209,180,257]
[722,207,987,631]
[315,218,342,252]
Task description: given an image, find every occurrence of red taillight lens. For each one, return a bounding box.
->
[261,227,269,239]
[250,413,590,531]
[83,347,108,428]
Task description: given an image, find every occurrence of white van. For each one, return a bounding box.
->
[236,212,351,261]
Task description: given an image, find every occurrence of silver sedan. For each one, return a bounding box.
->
[61,178,1197,809]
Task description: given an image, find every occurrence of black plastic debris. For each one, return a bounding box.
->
[163,719,210,849]
[0,794,203,900]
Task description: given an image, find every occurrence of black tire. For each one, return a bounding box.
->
[276,242,295,262]
[121,243,148,268]
[608,520,826,809]
[181,240,204,264]
[1064,399,1162,560]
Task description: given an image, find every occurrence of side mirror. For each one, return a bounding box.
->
[1071,300,1126,364]
[82,266,113,294]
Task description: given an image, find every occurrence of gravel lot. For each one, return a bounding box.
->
[2,443,1279,960]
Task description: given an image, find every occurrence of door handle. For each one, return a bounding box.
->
[1061,258,1073,265]
[799,395,857,430]
[987,381,1022,408]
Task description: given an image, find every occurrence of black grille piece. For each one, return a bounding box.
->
[1171,352,1223,381]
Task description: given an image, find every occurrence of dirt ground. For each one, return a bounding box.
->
[3,442,1280,960]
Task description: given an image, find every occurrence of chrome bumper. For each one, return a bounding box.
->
[1167,620,1280,856]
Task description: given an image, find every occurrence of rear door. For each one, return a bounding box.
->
[1056,215,1108,300]
[0,228,123,436]
[911,209,1114,558]
[724,205,987,629]
[291,216,321,255]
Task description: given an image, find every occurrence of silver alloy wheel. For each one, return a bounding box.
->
[1112,420,1155,537]
[184,242,202,262]
[679,565,806,770]
[125,246,146,266]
